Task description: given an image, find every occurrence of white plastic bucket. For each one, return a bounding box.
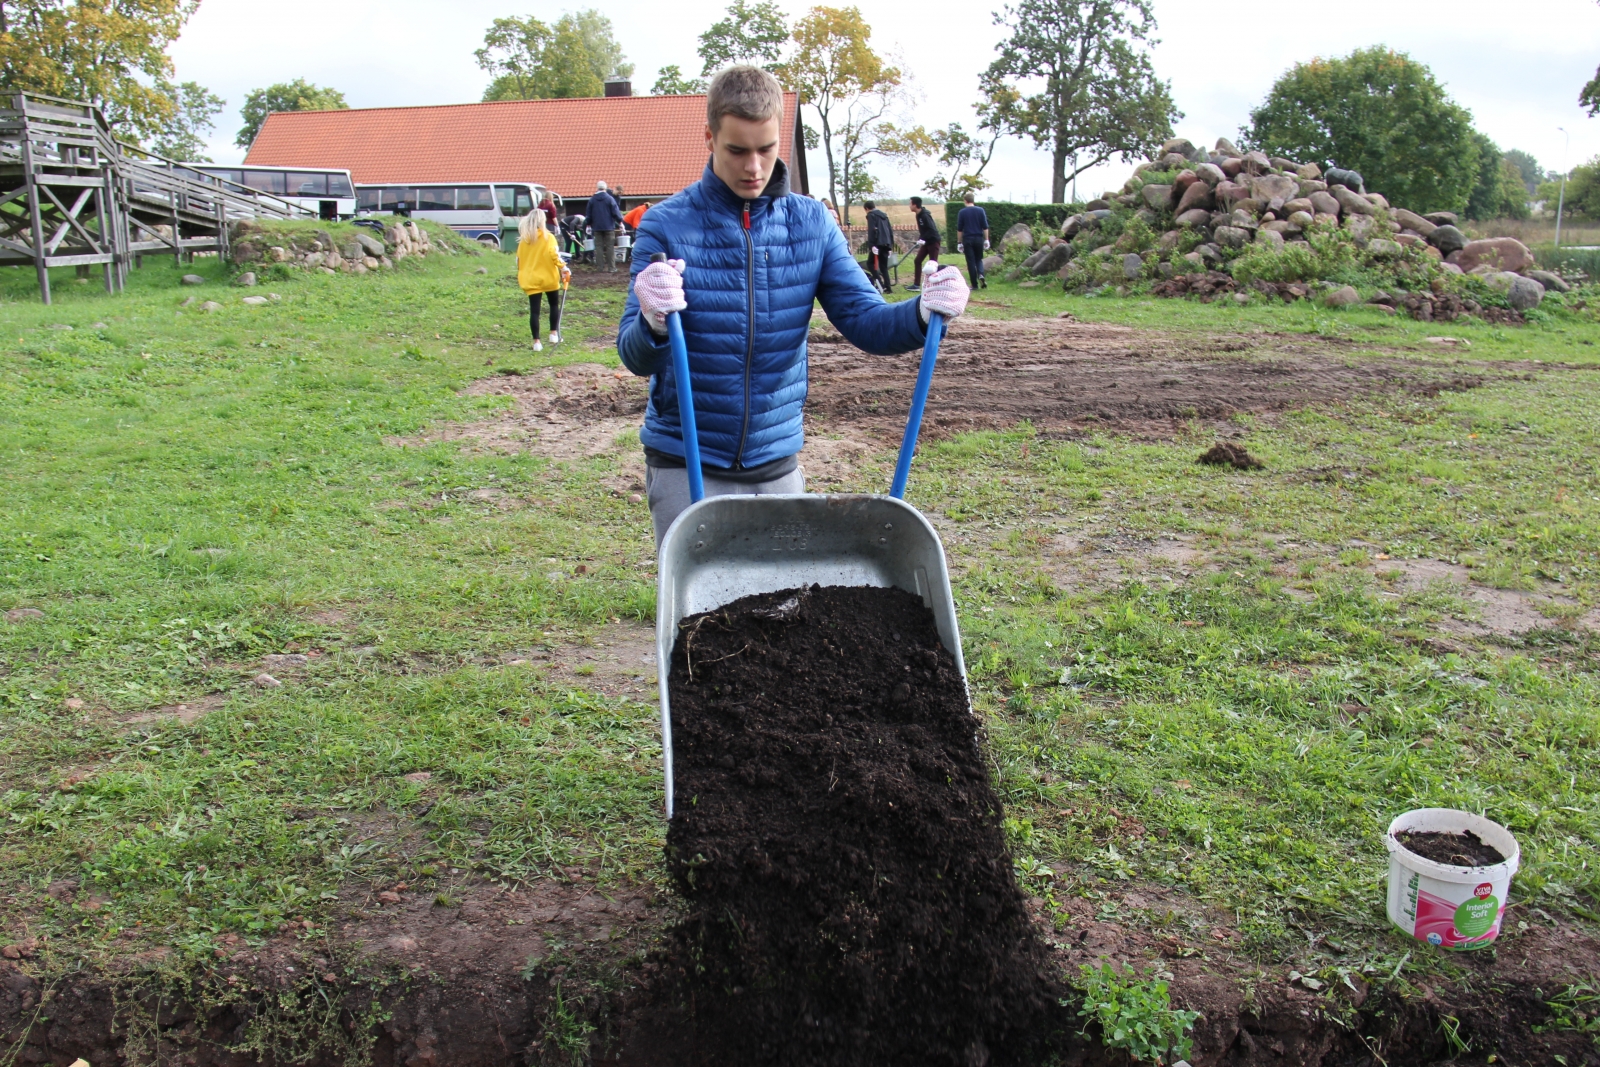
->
[1385,808,1520,951]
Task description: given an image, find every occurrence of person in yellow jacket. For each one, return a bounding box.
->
[517,209,569,352]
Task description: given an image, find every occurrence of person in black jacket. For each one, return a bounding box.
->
[863,199,894,292]
[907,195,941,291]
[585,180,623,272]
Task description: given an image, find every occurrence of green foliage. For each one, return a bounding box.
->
[1504,148,1545,195]
[1555,157,1600,221]
[696,0,790,75]
[236,80,347,149]
[0,0,196,140]
[650,64,704,96]
[1583,65,1600,117]
[150,80,224,162]
[476,11,631,102]
[1072,962,1200,1064]
[1465,133,1530,221]
[923,122,1002,201]
[1245,47,1481,214]
[1534,982,1600,1047]
[943,202,1077,248]
[986,0,1179,203]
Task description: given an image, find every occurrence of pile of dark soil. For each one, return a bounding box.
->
[661,585,1066,1066]
[1197,441,1264,469]
[1397,829,1507,866]
[1151,271,1238,301]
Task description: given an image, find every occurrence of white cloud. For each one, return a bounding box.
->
[169,0,1600,200]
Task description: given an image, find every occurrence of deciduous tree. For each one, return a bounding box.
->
[780,6,901,215]
[1464,133,1530,221]
[0,0,198,140]
[651,65,703,95]
[986,0,1177,204]
[1503,148,1545,195]
[1245,47,1480,215]
[151,80,223,161]
[477,10,631,102]
[698,0,789,75]
[236,79,347,149]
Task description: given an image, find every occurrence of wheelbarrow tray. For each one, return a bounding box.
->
[655,493,967,817]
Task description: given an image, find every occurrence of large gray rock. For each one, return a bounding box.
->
[982,254,1004,274]
[1325,168,1365,193]
[1332,185,1374,215]
[1283,197,1314,217]
[234,271,257,287]
[1526,269,1571,293]
[1213,225,1251,249]
[1510,275,1545,310]
[1251,174,1299,203]
[1254,228,1285,251]
[1424,211,1460,227]
[1175,208,1212,228]
[1242,150,1270,174]
[1344,214,1376,240]
[1214,137,1243,157]
[1160,137,1202,161]
[1020,246,1052,273]
[1296,162,1323,179]
[1175,181,1215,214]
[1393,209,1437,237]
[1214,180,1250,208]
[1003,222,1035,250]
[1287,210,1315,231]
[1366,238,1401,259]
[1122,253,1145,279]
[1195,162,1226,186]
[1456,238,1534,273]
[181,274,205,285]
[354,230,388,258]
[1142,184,1173,210]
[1323,285,1360,307]
[1032,243,1075,275]
[1061,215,1085,239]
[1428,225,1467,256]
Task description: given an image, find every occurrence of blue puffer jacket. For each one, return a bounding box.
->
[618,160,927,470]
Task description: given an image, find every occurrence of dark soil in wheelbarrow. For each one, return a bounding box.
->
[660,584,1070,1066]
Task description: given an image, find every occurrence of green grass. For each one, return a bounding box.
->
[2,246,1598,999]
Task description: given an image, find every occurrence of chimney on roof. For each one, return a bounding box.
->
[604,77,632,98]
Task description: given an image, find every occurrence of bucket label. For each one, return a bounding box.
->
[1413,886,1503,949]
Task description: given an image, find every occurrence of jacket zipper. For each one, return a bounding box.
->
[734,201,754,466]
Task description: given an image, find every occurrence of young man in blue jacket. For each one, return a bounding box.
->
[619,65,969,546]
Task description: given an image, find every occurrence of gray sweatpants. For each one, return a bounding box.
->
[646,465,805,549]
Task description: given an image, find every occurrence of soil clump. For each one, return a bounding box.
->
[1397,829,1507,866]
[1196,441,1264,469]
[661,585,1067,1065]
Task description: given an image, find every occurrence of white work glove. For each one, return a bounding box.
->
[871,246,879,255]
[983,239,990,250]
[635,258,686,335]
[956,242,963,252]
[918,264,968,324]
[916,239,925,247]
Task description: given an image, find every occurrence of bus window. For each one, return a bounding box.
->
[457,186,493,211]
[328,174,355,198]
[287,172,328,196]
[496,185,533,216]
[358,188,383,212]
[416,188,455,211]
[240,170,285,194]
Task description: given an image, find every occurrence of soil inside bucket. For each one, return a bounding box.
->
[662,584,1068,1066]
[1397,829,1507,867]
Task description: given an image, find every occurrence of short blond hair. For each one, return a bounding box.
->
[707,65,784,133]
[518,209,546,241]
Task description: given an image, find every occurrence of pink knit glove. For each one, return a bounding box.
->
[918,263,969,324]
[635,258,686,334]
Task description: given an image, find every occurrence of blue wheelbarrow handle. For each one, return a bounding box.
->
[890,311,945,499]
[653,253,704,503]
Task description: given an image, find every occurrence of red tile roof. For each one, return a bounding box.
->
[244,93,802,200]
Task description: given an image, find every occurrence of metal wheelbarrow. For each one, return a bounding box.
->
[652,259,964,817]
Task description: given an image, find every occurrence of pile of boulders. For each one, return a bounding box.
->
[228,219,439,275]
[997,137,1572,314]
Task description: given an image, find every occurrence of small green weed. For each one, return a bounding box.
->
[1535,982,1600,1048]
[1071,961,1201,1065]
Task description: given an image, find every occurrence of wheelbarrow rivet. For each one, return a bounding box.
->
[884,523,893,530]
[879,537,887,545]
[697,524,706,532]
[695,541,705,550]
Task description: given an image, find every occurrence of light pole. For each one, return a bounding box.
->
[1556,126,1570,250]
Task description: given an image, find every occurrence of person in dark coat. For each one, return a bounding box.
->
[619,66,970,546]
[585,180,623,272]
[863,199,895,292]
[955,192,990,289]
[907,195,941,290]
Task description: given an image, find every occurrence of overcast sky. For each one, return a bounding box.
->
[170,0,1600,203]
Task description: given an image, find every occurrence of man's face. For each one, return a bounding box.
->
[705,114,783,199]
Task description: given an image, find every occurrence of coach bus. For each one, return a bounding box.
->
[354,182,559,247]
[180,164,357,220]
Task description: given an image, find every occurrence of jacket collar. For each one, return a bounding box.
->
[699,157,791,213]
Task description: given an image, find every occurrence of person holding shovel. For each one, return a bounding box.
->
[618,65,970,547]
[517,209,568,352]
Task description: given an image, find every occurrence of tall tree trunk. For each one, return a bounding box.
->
[1051,142,1068,204]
